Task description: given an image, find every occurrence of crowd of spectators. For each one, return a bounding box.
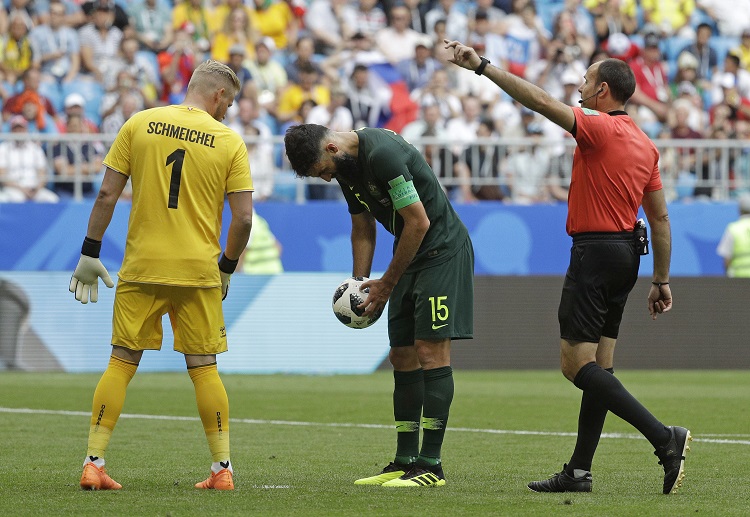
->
[1,0,750,203]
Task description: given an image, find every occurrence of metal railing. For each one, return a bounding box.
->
[1,132,747,203]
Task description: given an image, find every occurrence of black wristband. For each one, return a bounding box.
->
[475,56,490,76]
[652,282,669,286]
[218,253,239,274]
[81,237,102,258]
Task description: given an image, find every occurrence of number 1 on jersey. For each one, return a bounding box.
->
[166,148,185,209]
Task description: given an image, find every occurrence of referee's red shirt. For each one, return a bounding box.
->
[567,107,662,235]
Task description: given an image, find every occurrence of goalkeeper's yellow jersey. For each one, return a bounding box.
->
[104,105,253,287]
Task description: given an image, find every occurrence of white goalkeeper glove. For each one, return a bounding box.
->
[69,237,114,304]
[218,252,239,301]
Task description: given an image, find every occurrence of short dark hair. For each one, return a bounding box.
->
[284,124,330,177]
[596,58,635,103]
[726,52,741,68]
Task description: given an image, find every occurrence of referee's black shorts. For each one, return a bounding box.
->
[558,232,640,343]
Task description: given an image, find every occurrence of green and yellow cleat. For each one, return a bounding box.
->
[382,464,446,487]
[354,462,413,486]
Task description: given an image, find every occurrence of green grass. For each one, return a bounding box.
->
[1,370,748,516]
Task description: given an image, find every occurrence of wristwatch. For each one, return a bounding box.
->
[475,56,490,76]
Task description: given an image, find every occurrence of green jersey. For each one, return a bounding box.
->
[340,128,470,272]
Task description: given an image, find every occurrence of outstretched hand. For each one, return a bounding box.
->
[444,39,482,72]
[648,283,672,320]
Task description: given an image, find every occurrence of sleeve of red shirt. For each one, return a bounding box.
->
[571,106,609,152]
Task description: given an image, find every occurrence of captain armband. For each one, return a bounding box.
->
[388,175,420,210]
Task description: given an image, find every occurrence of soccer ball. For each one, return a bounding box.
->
[332,277,382,329]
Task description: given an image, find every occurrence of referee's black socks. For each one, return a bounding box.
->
[574,362,670,449]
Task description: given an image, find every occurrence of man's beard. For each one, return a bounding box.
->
[332,153,359,185]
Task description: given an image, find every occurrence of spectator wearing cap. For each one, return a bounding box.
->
[226,44,255,101]
[0,115,59,203]
[56,92,100,133]
[171,0,211,55]
[629,31,670,134]
[352,0,387,38]
[585,0,638,41]
[211,6,257,63]
[30,0,81,84]
[249,0,298,52]
[0,12,34,86]
[600,32,639,62]
[305,0,357,55]
[375,4,427,64]
[732,28,750,70]
[397,39,442,92]
[561,66,584,105]
[246,37,289,114]
[670,51,703,97]
[128,0,174,53]
[679,23,717,82]
[78,0,124,83]
[641,0,695,38]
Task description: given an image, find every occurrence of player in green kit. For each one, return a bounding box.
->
[284,124,474,487]
[70,60,254,491]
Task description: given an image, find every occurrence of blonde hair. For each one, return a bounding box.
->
[187,59,241,97]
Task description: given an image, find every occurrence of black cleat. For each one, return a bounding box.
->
[528,464,592,493]
[655,426,692,494]
[382,463,446,487]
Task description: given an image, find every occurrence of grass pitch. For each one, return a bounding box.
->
[1,370,748,516]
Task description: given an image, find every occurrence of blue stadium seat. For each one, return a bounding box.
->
[61,79,105,127]
[136,50,161,89]
[38,80,64,113]
[662,36,694,64]
[711,35,741,69]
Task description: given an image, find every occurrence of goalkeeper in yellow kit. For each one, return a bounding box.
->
[69,60,254,491]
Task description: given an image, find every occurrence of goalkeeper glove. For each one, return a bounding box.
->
[69,237,114,304]
[218,253,239,301]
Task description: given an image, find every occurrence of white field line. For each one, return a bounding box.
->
[1,407,749,445]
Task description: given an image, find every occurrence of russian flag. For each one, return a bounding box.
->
[367,62,419,133]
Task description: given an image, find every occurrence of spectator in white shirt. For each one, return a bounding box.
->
[0,116,59,203]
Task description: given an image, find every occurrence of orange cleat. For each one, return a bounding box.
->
[80,462,122,491]
[195,468,234,490]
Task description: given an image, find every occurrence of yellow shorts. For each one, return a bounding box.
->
[112,281,227,355]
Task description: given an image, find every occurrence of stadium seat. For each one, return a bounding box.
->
[662,36,694,64]
[136,50,162,89]
[711,35,741,69]
[61,79,105,127]
[38,80,64,113]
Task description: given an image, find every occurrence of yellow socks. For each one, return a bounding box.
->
[86,356,138,458]
[189,363,230,463]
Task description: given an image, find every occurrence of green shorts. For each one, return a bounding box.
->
[388,237,474,347]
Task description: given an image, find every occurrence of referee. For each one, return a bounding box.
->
[445,40,691,495]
